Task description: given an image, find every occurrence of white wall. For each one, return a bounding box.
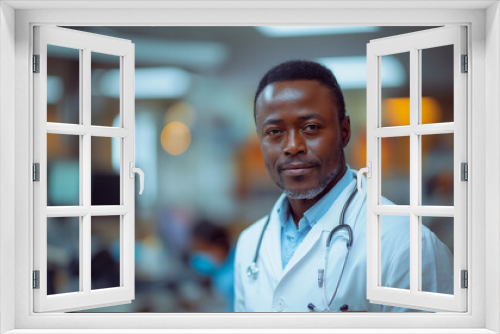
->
[0,2,16,333]
[485,2,500,333]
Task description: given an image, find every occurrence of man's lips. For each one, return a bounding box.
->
[280,163,317,176]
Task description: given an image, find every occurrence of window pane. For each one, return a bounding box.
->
[421,134,454,206]
[91,136,121,205]
[47,134,80,206]
[91,216,121,290]
[47,217,80,295]
[421,216,454,295]
[381,136,410,205]
[381,215,410,290]
[92,52,121,127]
[47,44,80,124]
[421,45,454,124]
[381,52,410,127]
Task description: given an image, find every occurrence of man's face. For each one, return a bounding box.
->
[255,80,350,200]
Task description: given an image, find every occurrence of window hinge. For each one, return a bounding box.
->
[461,270,468,289]
[33,163,40,182]
[461,162,468,181]
[33,54,40,73]
[461,54,468,73]
[33,270,40,289]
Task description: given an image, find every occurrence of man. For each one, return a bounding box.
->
[234,60,453,312]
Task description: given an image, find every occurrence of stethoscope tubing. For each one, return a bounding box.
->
[246,214,271,279]
[252,214,271,265]
[247,177,359,311]
[323,245,351,311]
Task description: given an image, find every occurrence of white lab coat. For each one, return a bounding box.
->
[234,170,453,312]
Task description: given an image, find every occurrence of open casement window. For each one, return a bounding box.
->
[33,26,140,312]
[365,26,467,312]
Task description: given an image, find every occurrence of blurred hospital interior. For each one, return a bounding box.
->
[45,26,455,312]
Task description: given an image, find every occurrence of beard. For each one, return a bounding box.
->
[275,151,345,200]
[278,167,337,200]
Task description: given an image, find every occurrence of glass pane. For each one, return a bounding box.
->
[91,136,121,206]
[421,216,454,295]
[421,134,454,206]
[91,216,121,290]
[47,134,80,206]
[380,215,410,290]
[47,44,80,124]
[381,52,410,127]
[47,217,80,295]
[421,45,454,124]
[91,52,121,127]
[381,136,410,205]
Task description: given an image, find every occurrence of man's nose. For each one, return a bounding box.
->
[283,130,306,156]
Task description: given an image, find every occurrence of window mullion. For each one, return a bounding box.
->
[82,47,92,294]
[78,48,84,293]
[409,47,420,295]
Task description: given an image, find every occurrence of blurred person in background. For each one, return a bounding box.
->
[189,220,235,312]
[234,60,453,312]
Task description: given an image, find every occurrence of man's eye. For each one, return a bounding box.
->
[266,129,281,136]
[304,124,320,131]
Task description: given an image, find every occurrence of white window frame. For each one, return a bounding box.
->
[0,1,499,333]
[366,26,467,312]
[33,26,136,313]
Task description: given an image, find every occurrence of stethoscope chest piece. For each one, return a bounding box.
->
[247,261,259,279]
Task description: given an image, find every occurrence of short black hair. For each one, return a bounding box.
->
[253,60,346,122]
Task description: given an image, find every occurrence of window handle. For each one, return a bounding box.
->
[129,162,144,195]
[357,162,371,194]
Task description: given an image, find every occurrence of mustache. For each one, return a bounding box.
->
[276,159,320,173]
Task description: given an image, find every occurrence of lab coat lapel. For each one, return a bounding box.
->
[261,195,284,282]
[280,179,358,278]
[280,215,328,279]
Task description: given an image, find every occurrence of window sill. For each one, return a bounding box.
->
[4,329,498,334]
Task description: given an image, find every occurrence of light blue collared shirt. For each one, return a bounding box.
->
[278,166,353,269]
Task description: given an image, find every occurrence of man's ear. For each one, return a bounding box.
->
[341,116,351,148]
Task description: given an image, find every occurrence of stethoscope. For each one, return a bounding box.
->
[246,177,359,312]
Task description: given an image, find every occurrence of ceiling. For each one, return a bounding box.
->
[68,25,443,92]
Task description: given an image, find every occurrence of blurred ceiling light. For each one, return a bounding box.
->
[161,121,191,156]
[256,26,379,37]
[317,56,404,89]
[421,97,442,124]
[134,39,228,69]
[99,67,192,99]
[164,102,196,127]
[47,75,63,104]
